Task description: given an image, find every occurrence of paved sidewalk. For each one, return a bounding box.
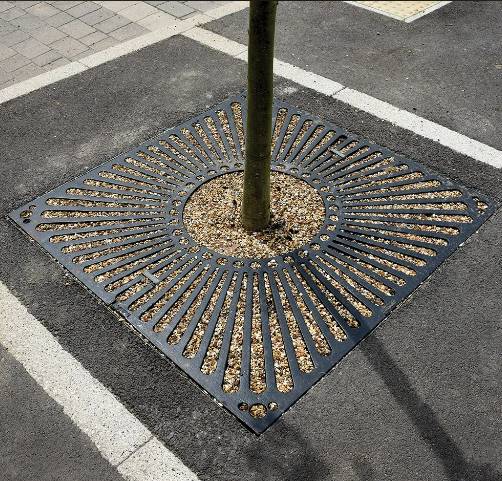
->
[0,0,228,89]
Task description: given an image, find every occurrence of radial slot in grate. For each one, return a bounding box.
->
[10,94,495,433]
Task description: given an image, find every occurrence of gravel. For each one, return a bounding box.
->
[183,171,325,259]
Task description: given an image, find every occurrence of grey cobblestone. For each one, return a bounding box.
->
[0,67,14,83]
[11,14,46,31]
[42,56,69,69]
[137,11,175,29]
[0,42,14,59]
[25,2,59,18]
[94,14,130,34]
[0,18,16,36]
[0,51,29,70]
[31,48,62,66]
[65,2,101,18]
[0,28,29,46]
[70,48,91,60]
[96,1,139,13]
[12,36,50,58]
[0,6,24,20]
[108,21,146,40]
[45,11,74,27]
[59,18,96,38]
[0,2,14,13]
[31,25,67,44]
[119,2,157,21]
[0,0,234,91]
[89,35,118,51]
[10,61,44,81]
[79,7,114,26]
[184,0,218,12]
[50,35,87,57]
[157,1,194,18]
[11,1,39,8]
[79,29,107,46]
[47,1,83,10]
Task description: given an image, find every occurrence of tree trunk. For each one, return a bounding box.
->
[241,0,278,231]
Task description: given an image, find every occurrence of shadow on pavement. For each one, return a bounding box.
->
[245,423,329,481]
[351,456,376,481]
[361,336,502,481]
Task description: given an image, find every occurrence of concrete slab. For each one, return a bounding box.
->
[205,1,502,151]
[0,34,501,481]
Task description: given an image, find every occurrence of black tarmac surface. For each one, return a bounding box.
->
[207,1,502,150]
[1,9,501,481]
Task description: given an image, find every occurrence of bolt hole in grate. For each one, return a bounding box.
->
[9,95,494,433]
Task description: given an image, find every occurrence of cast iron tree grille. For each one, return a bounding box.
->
[10,95,495,433]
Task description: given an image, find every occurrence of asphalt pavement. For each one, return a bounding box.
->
[208,1,502,150]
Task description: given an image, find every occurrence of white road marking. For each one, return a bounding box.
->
[334,88,502,167]
[0,62,88,104]
[1,1,499,168]
[0,281,199,481]
[183,28,502,169]
[183,26,247,57]
[118,438,198,481]
[236,50,345,96]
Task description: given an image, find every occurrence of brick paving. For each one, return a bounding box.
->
[0,0,229,89]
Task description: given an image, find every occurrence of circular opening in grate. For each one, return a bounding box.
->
[249,403,267,418]
[183,171,326,259]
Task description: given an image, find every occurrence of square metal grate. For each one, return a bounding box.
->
[9,94,495,433]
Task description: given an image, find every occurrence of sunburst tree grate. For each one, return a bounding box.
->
[10,95,495,433]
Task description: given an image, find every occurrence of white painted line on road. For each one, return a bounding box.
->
[183,28,502,169]
[0,281,199,481]
[236,43,343,95]
[0,62,87,105]
[1,0,501,169]
[334,88,502,167]
[236,44,344,96]
[118,438,198,481]
[184,26,247,57]
[272,58,345,96]
[0,2,249,104]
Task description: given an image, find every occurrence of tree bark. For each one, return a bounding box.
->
[241,0,278,231]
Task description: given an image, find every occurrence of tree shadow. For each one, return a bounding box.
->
[360,336,502,481]
[245,423,329,481]
[351,456,376,481]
